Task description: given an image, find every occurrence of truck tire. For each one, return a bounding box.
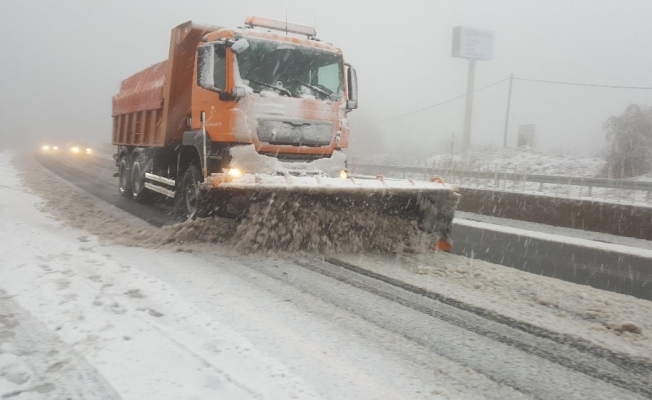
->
[118,157,131,197]
[131,157,153,204]
[179,165,207,219]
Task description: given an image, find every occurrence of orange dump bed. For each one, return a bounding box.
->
[112,61,167,116]
[112,21,218,147]
[111,61,167,147]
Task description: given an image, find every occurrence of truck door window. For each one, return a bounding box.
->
[197,43,226,92]
[317,64,340,95]
[213,46,226,91]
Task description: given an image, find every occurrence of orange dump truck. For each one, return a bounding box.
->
[112,17,459,249]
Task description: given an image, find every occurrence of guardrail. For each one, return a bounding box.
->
[349,163,652,203]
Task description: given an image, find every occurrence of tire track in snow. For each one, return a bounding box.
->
[0,289,119,399]
[316,257,652,398]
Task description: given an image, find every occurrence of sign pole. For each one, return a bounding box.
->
[452,26,494,153]
[462,59,476,151]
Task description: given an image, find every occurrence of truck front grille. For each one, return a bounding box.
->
[257,119,333,146]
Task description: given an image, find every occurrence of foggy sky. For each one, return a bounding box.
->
[1,0,651,156]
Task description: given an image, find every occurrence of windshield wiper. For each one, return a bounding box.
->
[292,80,333,98]
[244,77,292,97]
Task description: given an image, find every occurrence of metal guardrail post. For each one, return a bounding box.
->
[566,176,572,197]
[461,166,465,186]
[494,164,499,188]
[502,166,507,190]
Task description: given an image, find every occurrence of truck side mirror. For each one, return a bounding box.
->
[197,42,226,92]
[345,63,358,110]
[219,86,246,101]
[228,38,250,54]
[231,86,246,99]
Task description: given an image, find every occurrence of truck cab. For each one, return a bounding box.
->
[194,17,358,159]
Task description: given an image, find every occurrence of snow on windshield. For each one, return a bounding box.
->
[236,38,344,101]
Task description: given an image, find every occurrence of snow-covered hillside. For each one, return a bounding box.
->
[358,147,606,178]
[355,147,652,205]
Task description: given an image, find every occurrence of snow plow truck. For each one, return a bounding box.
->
[112,17,460,250]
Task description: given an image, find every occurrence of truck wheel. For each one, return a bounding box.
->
[180,165,206,219]
[131,158,153,203]
[118,158,131,197]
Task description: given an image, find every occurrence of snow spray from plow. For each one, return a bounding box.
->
[227,190,460,253]
[196,145,461,253]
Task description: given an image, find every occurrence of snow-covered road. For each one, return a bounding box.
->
[2,151,652,399]
[0,153,322,399]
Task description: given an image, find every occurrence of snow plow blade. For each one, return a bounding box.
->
[204,173,460,250]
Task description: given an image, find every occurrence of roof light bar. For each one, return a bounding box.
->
[244,16,316,37]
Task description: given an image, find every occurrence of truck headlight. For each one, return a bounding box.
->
[227,168,242,178]
[339,169,348,179]
[71,147,80,154]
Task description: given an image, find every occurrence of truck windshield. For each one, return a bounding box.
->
[236,38,344,101]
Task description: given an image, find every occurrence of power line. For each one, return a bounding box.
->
[371,75,652,127]
[372,77,509,125]
[514,77,652,90]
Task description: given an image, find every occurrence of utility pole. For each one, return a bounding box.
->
[503,73,514,147]
[450,132,455,165]
[461,59,476,151]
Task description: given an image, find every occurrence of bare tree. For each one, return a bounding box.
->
[603,104,652,178]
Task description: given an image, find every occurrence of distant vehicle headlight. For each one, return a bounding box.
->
[42,145,50,151]
[71,147,80,154]
[52,146,58,150]
[86,148,92,154]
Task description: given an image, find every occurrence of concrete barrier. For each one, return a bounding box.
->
[457,187,652,240]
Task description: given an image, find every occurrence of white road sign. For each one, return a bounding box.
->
[452,26,494,60]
